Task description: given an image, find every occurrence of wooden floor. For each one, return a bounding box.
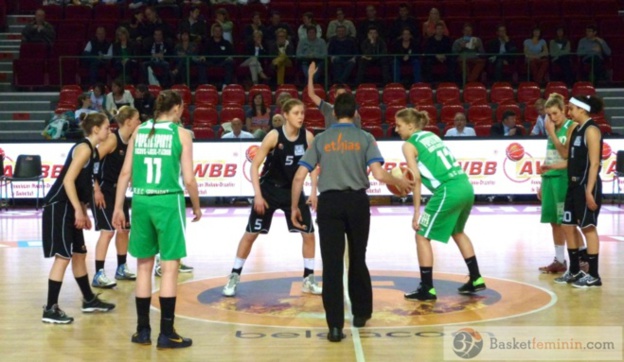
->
[1,204,623,362]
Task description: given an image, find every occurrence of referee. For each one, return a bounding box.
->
[291,93,412,342]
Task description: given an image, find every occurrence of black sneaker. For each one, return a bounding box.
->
[82,294,116,313]
[42,304,74,324]
[458,276,487,294]
[404,283,437,301]
[157,330,193,349]
[131,327,152,345]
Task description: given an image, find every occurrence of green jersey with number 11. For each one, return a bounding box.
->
[132,120,183,195]
[407,130,466,192]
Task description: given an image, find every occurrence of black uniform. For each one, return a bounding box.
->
[92,130,130,231]
[246,126,314,234]
[42,139,100,258]
[563,119,603,228]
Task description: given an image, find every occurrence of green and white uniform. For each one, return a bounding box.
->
[407,130,474,243]
[129,120,187,260]
[540,119,573,224]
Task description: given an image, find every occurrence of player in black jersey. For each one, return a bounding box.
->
[222,99,322,297]
[544,95,604,288]
[91,106,142,288]
[41,113,115,324]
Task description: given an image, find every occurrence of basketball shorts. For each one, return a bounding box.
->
[540,175,568,224]
[92,185,130,231]
[42,201,87,259]
[418,177,474,243]
[562,182,602,228]
[129,193,187,261]
[246,183,314,234]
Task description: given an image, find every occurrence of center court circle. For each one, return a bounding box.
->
[152,270,556,328]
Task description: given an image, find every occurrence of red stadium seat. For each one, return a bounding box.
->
[501,1,530,18]
[524,106,539,125]
[598,123,612,135]
[435,83,461,104]
[192,126,215,140]
[305,107,325,129]
[19,42,47,59]
[423,125,441,137]
[220,107,246,124]
[382,87,407,106]
[474,124,492,137]
[65,5,92,20]
[171,84,192,106]
[462,82,487,104]
[249,84,273,107]
[57,21,87,42]
[409,84,434,105]
[41,5,63,21]
[355,88,380,106]
[467,104,493,125]
[496,104,522,122]
[358,106,382,126]
[416,104,439,125]
[193,107,219,126]
[517,82,541,104]
[58,86,83,107]
[544,81,569,100]
[440,104,465,125]
[572,82,596,97]
[490,83,515,104]
[384,105,405,127]
[195,86,219,107]
[147,85,162,99]
[363,125,384,139]
[93,3,122,20]
[275,84,299,100]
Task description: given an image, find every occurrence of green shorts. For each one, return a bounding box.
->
[418,177,474,243]
[129,193,187,261]
[540,175,568,224]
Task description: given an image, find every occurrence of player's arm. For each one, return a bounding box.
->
[305,131,319,209]
[251,129,278,214]
[62,143,92,229]
[179,127,201,221]
[402,141,422,230]
[291,165,311,229]
[93,133,117,207]
[307,62,322,107]
[585,126,601,210]
[370,162,412,190]
[113,129,137,230]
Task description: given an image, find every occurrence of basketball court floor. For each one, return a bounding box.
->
[0,204,623,361]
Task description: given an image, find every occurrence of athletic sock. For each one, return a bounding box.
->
[47,280,63,309]
[75,275,95,301]
[568,249,580,274]
[579,248,589,262]
[554,245,566,263]
[159,297,176,336]
[587,254,599,278]
[95,260,105,272]
[420,267,433,287]
[136,297,151,330]
[303,258,315,278]
[464,256,481,280]
[231,257,245,275]
[117,254,127,268]
[303,268,314,278]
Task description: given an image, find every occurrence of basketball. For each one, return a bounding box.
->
[245,145,259,162]
[602,142,612,160]
[505,142,525,162]
[386,166,414,196]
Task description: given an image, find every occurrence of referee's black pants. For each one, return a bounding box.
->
[317,190,373,330]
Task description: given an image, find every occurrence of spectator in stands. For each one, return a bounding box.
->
[452,23,485,83]
[83,26,112,85]
[356,26,391,85]
[71,0,98,5]
[133,84,154,121]
[530,99,547,136]
[422,8,448,39]
[269,28,294,86]
[445,112,475,137]
[213,8,234,43]
[549,27,575,87]
[423,22,454,83]
[390,3,418,42]
[203,23,234,88]
[75,94,97,121]
[105,79,134,118]
[491,110,523,137]
[111,26,138,84]
[140,6,174,45]
[21,9,55,47]
[357,5,385,41]
[272,92,291,126]
[240,30,270,84]
[524,27,549,86]
[222,118,255,139]
[246,93,271,139]
[243,12,266,44]
[43,1,70,4]
[172,30,200,84]
[178,5,207,44]
[296,25,327,83]
[89,83,106,112]
[326,8,356,39]
[128,0,146,10]
[297,12,322,42]
[487,25,518,82]
[265,11,293,46]
[392,27,421,85]
[327,25,358,84]
[577,25,611,82]
[141,28,174,88]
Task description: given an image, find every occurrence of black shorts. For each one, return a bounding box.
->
[42,202,87,259]
[92,185,130,231]
[245,183,314,234]
[562,182,602,228]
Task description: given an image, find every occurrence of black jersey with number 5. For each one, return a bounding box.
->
[567,119,603,185]
[260,126,307,188]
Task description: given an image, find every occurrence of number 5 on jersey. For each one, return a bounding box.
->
[144,157,162,184]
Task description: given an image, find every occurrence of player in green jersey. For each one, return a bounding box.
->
[394,108,486,301]
[113,90,201,349]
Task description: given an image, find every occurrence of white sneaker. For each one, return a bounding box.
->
[302,275,322,295]
[92,269,117,289]
[222,273,240,297]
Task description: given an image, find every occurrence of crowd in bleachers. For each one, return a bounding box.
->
[14,0,623,89]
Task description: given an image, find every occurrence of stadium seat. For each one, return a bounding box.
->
[58,86,83,107]
[192,126,215,140]
[467,104,493,125]
[517,82,541,104]
[363,125,384,139]
[423,125,441,137]
[220,107,246,124]
[358,106,383,126]
[302,84,326,107]
[598,123,612,135]
[384,105,405,127]
[524,106,539,125]
[501,1,530,18]
[474,124,492,137]
[409,84,434,105]
[382,87,407,106]
[435,83,461,105]
[544,82,569,100]
[275,84,299,100]
[19,42,47,59]
[57,21,87,42]
[195,86,219,107]
[416,104,439,125]
[462,82,488,104]
[222,85,246,107]
[171,84,192,106]
[147,85,162,99]
[440,104,465,125]
[13,59,46,88]
[572,82,596,97]
[490,83,515,104]
[305,107,325,130]
[41,5,63,21]
[193,107,219,126]
[249,84,273,107]
[496,104,522,122]
[355,88,380,106]
[93,3,122,20]
[65,5,92,20]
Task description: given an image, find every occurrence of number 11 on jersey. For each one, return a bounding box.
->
[144,157,162,184]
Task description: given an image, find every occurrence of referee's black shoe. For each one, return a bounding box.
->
[327,328,345,342]
[157,331,193,349]
[353,315,371,328]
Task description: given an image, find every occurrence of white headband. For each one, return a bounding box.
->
[570,97,591,112]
